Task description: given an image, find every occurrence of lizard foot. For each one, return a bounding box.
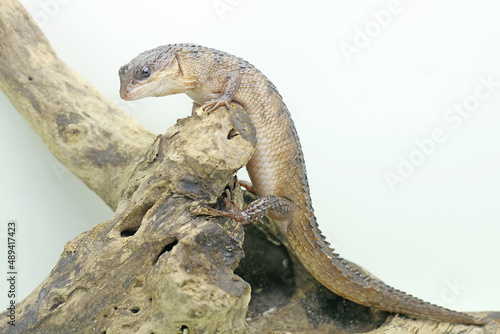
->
[203,189,285,234]
[202,98,231,114]
[202,189,248,234]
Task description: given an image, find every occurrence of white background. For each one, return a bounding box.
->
[1,0,499,313]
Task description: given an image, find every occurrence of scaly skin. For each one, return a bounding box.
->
[119,43,484,325]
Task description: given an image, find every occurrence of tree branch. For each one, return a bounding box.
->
[0,0,155,210]
[0,103,257,333]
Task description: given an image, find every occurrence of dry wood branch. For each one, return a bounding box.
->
[0,0,498,333]
[0,103,257,333]
[0,0,155,210]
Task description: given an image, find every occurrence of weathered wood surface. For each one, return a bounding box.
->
[0,0,155,210]
[0,0,498,333]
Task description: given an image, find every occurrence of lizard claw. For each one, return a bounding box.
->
[222,189,252,235]
[222,190,243,221]
[198,189,245,235]
[202,98,231,114]
[222,189,233,210]
[219,189,247,234]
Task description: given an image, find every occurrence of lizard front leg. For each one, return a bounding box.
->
[202,73,242,113]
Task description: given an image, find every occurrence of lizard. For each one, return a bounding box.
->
[118,43,485,325]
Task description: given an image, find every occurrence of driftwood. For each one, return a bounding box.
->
[0,0,498,333]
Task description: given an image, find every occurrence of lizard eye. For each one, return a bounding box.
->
[138,66,152,80]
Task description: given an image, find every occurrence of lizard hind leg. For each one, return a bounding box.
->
[209,189,295,233]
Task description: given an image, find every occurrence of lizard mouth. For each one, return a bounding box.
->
[120,88,130,100]
[120,80,152,101]
[120,85,135,101]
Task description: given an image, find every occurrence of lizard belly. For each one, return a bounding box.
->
[246,142,277,197]
[243,101,310,210]
[243,107,286,197]
[185,89,219,106]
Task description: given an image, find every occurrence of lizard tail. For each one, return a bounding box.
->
[286,211,485,325]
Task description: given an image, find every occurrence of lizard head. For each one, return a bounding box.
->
[119,45,194,101]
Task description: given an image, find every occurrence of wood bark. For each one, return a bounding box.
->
[0,0,498,333]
